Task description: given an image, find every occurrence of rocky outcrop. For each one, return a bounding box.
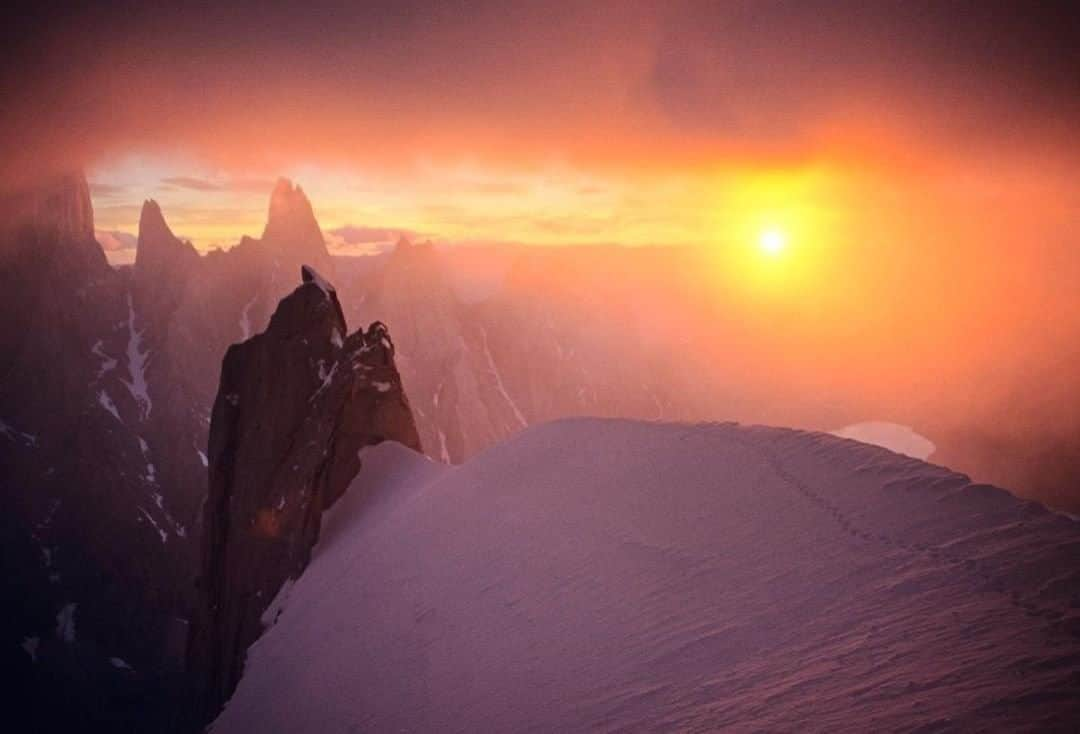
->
[190,266,420,722]
[0,172,97,246]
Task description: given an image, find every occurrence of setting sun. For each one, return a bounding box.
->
[4,3,1080,731]
[759,228,787,255]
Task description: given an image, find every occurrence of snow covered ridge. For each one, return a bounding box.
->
[831,421,936,460]
[215,418,1080,732]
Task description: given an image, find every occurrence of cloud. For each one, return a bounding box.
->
[324,225,418,256]
[89,182,129,197]
[159,176,277,193]
[160,176,225,192]
[328,225,417,245]
[95,229,137,251]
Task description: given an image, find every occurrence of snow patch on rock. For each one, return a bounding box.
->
[437,427,450,463]
[97,390,121,422]
[309,362,338,403]
[21,636,39,662]
[481,327,526,429]
[138,506,168,544]
[0,418,37,447]
[55,603,77,643]
[91,339,118,379]
[121,294,153,420]
[239,292,259,341]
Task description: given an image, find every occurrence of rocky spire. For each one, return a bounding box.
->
[189,265,420,723]
[0,171,105,274]
[262,178,324,249]
[134,199,199,280]
[0,172,94,240]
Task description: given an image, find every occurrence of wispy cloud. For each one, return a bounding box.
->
[159,175,277,194]
[160,176,225,192]
[95,229,137,251]
[327,225,417,245]
[89,182,129,197]
[325,224,420,256]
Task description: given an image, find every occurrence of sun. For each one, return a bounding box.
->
[759,228,787,255]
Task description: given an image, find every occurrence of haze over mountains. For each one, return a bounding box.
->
[2,171,1079,730]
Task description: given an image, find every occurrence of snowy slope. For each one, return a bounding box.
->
[214,419,1080,733]
[831,421,936,460]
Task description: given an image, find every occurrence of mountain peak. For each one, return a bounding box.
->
[261,178,330,272]
[264,178,317,241]
[138,199,171,240]
[0,171,95,242]
[135,198,199,280]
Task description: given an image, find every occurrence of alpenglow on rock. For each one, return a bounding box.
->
[189,265,421,724]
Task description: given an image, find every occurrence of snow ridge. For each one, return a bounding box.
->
[214,419,1080,734]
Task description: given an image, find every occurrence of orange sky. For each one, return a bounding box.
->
[0,2,1075,275]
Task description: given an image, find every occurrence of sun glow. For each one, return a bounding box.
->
[759,228,787,255]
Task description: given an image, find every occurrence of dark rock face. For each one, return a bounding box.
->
[0,172,97,246]
[133,199,200,319]
[0,173,345,730]
[190,267,420,722]
[0,175,195,730]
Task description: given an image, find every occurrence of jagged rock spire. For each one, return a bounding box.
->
[137,199,171,245]
[189,266,419,723]
[134,199,199,280]
[263,178,322,249]
[258,178,333,276]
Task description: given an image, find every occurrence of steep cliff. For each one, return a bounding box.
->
[190,265,420,722]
